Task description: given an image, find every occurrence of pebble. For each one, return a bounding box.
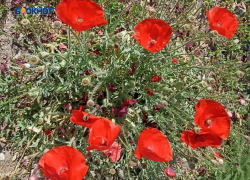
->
[0,153,5,161]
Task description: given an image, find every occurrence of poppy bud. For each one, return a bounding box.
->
[116,33,123,39]
[36,66,44,73]
[38,51,50,59]
[203,1,209,8]
[87,100,95,107]
[53,21,62,29]
[207,78,216,85]
[22,63,30,71]
[81,78,90,86]
[194,127,201,133]
[183,24,191,31]
[114,43,120,49]
[162,100,168,107]
[188,162,196,169]
[209,30,219,38]
[236,71,245,78]
[200,81,208,88]
[188,15,196,23]
[29,56,39,65]
[20,19,30,27]
[37,118,44,125]
[109,168,116,175]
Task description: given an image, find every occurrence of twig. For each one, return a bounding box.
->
[9,133,37,180]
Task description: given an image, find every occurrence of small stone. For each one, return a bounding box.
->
[0,153,5,161]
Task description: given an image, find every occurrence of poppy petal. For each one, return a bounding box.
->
[56,0,108,31]
[70,110,101,128]
[133,18,172,52]
[102,142,122,162]
[206,7,239,39]
[87,119,120,151]
[194,99,231,139]
[134,128,172,162]
[181,130,222,149]
[38,146,88,180]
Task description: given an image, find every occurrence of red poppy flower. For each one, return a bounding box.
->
[90,50,100,57]
[45,130,52,139]
[102,141,122,162]
[56,0,108,31]
[145,88,153,96]
[112,105,128,117]
[129,61,137,74]
[133,18,172,52]
[213,152,222,160]
[87,119,121,151]
[123,99,137,106]
[181,130,222,149]
[194,99,231,139]
[164,167,176,177]
[151,75,161,82]
[70,127,75,135]
[77,105,84,111]
[38,146,88,180]
[206,7,239,39]
[134,128,172,162]
[70,110,104,128]
[172,58,177,63]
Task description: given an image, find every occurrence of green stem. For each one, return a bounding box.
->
[177,0,196,22]
[160,0,173,19]
[30,26,44,51]
[168,35,209,53]
[166,0,180,18]
[70,28,84,53]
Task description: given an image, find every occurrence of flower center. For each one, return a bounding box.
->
[216,22,221,27]
[151,39,156,45]
[145,145,153,151]
[204,118,212,128]
[58,167,68,175]
[101,139,107,145]
[78,18,83,23]
[83,115,89,121]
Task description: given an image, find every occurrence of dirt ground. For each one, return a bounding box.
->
[0,0,32,179]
